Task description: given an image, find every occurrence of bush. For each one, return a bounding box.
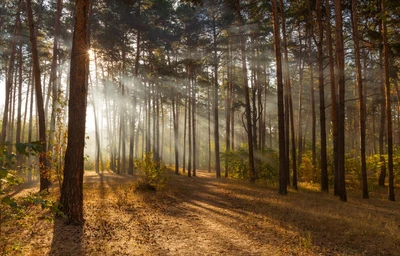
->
[134,152,166,191]
[298,151,319,183]
[221,146,279,184]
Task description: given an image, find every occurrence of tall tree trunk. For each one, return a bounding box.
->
[296,32,304,167]
[225,44,231,178]
[60,0,90,225]
[1,0,21,143]
[27,67,34,182]
[280,0,291,186]
[272,0,287,194]
[378,1,387,187]
[351,0,368,199]
[208,78,212,173]
[381,0,395,201]
[16,36,23,149]
[48,0,63,169]
[316,0,328,192]
[172,97,179,174]
[334,0,347,201]
[324,0,339,195]
[26,0,50,192]
[192,76,196,177]
[212,14,221,178]
[309,37,316,174]
[235,1,255,182]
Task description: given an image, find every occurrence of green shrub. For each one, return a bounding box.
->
[221,146,279,184]
[298,151,319,183]
[134,152,166,191]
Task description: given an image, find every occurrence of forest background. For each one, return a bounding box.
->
[0,0,400,231]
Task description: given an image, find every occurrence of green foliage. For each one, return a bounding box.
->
[15,142,41,156]
[298,151,319,183]
[257,148,279,185]
[221,147,248,179]
[0,143,65,253]
[135,152,167,191]
[0,143,23,191]
[221,146,278,185]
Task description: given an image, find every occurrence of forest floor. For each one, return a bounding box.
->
[3,169,400,256]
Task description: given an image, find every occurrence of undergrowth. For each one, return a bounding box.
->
[134,152,167,191]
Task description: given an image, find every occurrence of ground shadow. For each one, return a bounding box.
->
[49,218,84,256]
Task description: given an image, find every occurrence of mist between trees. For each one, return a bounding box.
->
[1,0,399,208]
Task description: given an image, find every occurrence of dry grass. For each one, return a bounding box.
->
[1,169,399,255]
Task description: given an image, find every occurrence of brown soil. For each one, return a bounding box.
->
[5,169,400,255]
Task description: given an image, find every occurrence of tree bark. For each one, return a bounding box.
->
[26,0,50,191]
[1,0,21,144]
[351,0,368,199]
[60,0,91,225]
[324,0,339,196]
[272,0,287,194]
[235,0,255,182]
[212,13,221,178]
[381,0,395,201]
[334,0,347,201]
[316,0,328,192]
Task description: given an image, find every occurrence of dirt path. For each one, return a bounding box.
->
[19,169,400,255]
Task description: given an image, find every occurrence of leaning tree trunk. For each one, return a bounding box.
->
[60,0,90,225]
[26,0,50,192]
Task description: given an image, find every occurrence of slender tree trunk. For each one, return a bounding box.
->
[235,1,255,182]
[225,45,231,178]
[309,37,316,174]
[325,0,339,195]
[16,37,23,149]
[211,14,221,178]
[297,38,304,167]
[48,0,63,168]
[192,76,196,177]
[1,1,21,143]
[26,0,50,191]
[172,97,179,174]
[280,0,291,186]
[378,1,387,187]
[316,0,328,192]
[334,0,347,201]
[351,0,368,199]
[272,0,287,194]
[22,67,32,143]
[27,67,34,182]
[208,79,211,173]
[381,0,395,201]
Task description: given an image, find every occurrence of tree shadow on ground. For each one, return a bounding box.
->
[136,169,400,255]
[49,218,84,256]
